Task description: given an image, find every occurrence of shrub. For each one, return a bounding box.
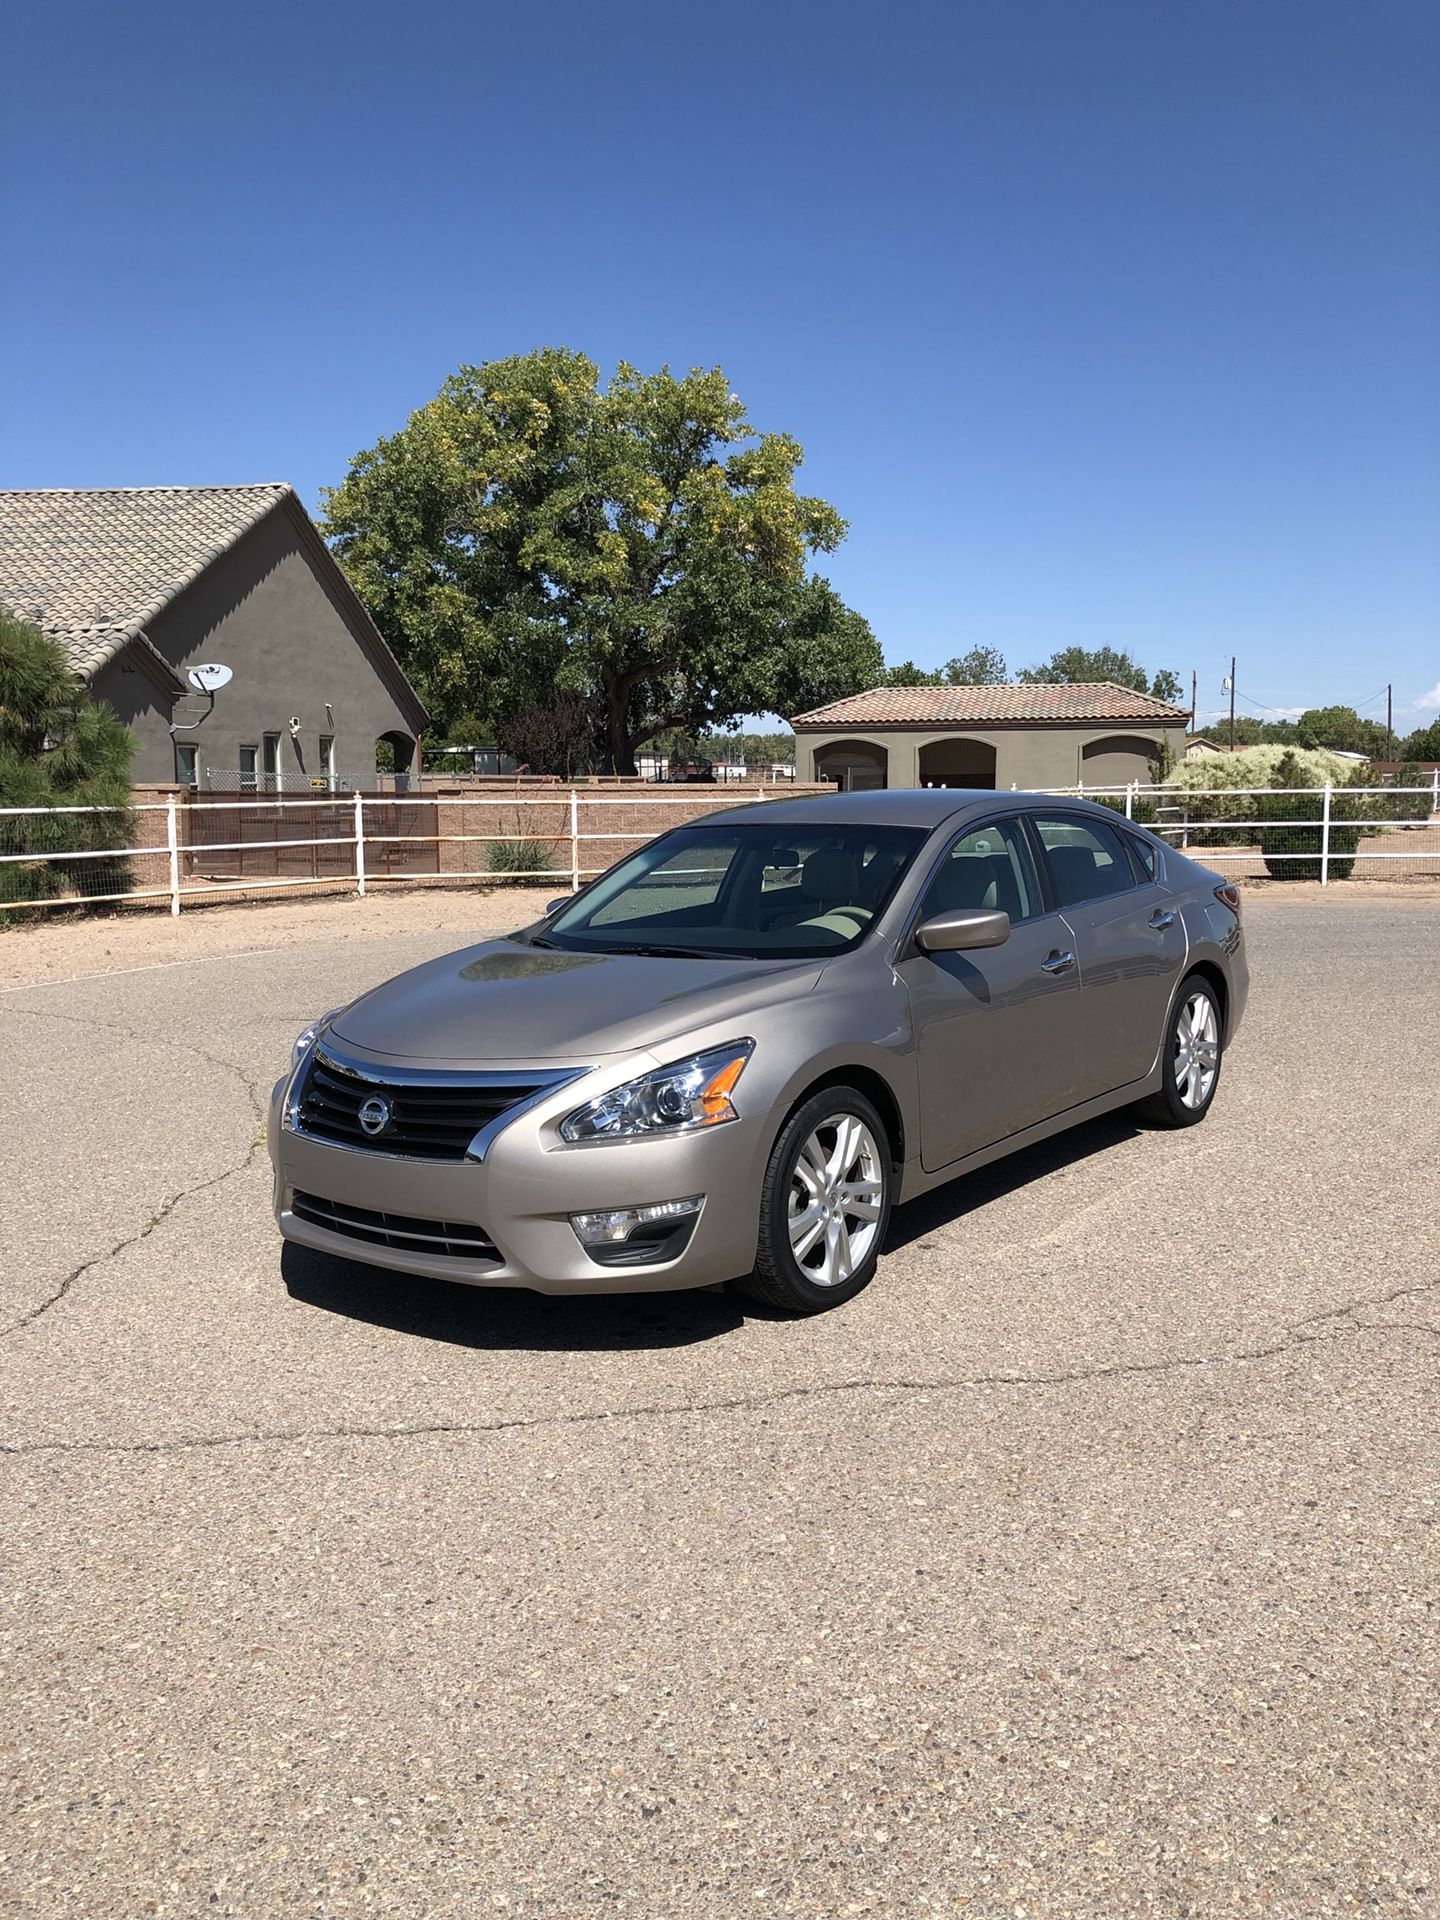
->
[486,837,555,878]
[1255,752,1361,881]
[1093,794,1158,826]
[1165,744,1364,849]
[1364,762,1432,826]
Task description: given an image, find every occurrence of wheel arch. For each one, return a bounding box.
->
[779,1063,907,1171]
[1180,956,1230,1039]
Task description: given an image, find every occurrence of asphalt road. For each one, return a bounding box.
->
[2,895,1437,1918]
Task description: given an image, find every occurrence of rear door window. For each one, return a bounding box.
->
[1031,815,1140,908]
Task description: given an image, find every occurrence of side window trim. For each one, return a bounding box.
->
[1122,827,1167,887]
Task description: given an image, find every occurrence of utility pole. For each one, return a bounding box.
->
[1190,669,1197,736]
[1228,656,1236,751]
[1387,683,1393,760]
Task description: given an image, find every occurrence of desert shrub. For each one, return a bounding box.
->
[486,837,555,878]
[1164,744,1363,849]
[1360,762,1431,826]
[1092,794,1158,826]
[1255,752,1361,880]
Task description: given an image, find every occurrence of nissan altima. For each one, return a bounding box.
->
[270,790,1247,1313]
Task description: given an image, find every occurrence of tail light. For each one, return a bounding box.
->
[1214,883,1242,921]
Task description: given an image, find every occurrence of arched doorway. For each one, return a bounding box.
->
[918,738,996,789]
[376,729,417,791]
[1081,734,1158,787]
[814,738,888,791]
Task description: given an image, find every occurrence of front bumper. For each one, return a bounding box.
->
[267,1058,767,1295]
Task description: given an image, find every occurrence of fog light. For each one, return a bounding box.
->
[570,1195,703,1249]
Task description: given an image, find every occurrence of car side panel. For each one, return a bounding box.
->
[1056,887,1190,1095]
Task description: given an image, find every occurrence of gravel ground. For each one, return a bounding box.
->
[1,890,1437,1917]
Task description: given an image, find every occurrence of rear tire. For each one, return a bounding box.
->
[1135,972,1224,1129]
[736,1087,894,1314]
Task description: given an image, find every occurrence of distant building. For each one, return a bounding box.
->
[791,683,1188,790]
[0,485,426,788]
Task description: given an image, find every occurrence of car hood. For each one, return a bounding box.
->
[327,938,828,1065]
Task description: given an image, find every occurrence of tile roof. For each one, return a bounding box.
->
[0,485,292,677]
[791,682,1189,728]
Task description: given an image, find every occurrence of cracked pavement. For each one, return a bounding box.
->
[1,892,1437,1917]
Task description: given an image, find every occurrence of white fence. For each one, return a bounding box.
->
[2,781,1438,915]
[0,787,809,916]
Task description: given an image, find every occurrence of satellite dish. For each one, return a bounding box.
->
[187,662,233,694]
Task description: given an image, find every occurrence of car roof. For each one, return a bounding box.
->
[694,788,1137,831]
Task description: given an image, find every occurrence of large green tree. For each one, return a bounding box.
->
[878,646,1008,688]
[1019,644,1181,704]
[322,350,881,773]
[1290,705,1391,757]
[1397,715,1440,761]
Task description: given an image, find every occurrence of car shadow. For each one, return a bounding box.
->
[883,1109,1143,1252]
[280,1241,746,1351]
[281,1110,1143,1349]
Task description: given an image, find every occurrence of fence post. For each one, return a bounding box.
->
[166,793,180,916]
[1320,781,1332,886]
[353,791,366,897]
[1432,769,1439,818]
[569,789,580,892]
[1124,781,1135,820]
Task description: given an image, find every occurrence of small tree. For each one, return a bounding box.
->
[0,610,137,917]
[498,693,595,780]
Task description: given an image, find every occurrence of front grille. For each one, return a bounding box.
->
[291,1191,501,1263]
[296,1047,552,1161]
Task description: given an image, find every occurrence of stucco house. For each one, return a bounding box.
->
[790,683,1189,791]
[0,484,426,789]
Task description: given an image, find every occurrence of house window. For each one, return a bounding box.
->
[318,734,335,790]
[174,740,199,787]
[238,745,258,792]
[262,732,281,793]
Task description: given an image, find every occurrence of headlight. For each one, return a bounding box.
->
[291,1008,342,1071]
[558,1040,754,1143]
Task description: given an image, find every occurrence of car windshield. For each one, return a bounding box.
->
[541,821,928,959]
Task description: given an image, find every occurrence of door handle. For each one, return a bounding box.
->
[1149,909,1176,930]
[1041,949,1075,975]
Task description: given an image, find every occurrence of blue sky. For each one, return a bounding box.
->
[4,0,1437,730]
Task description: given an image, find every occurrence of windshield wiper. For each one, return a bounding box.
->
[614,944,718,959]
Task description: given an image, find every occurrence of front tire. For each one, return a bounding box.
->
[736,1087,894,1314]
[1136,972,1224,1129]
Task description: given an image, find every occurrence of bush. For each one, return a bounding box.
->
[1092,794,1157,825]
[1165,744,1365,849]
[486,837,555,879]
[1362,762,1432,826]
[1255,752,1361,881]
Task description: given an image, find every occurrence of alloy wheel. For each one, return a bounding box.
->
[1175,991,1220,1109]
[786,1113,885,1288]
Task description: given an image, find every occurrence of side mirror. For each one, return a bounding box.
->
[544,896,572,916]
[914,907,1011,954]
